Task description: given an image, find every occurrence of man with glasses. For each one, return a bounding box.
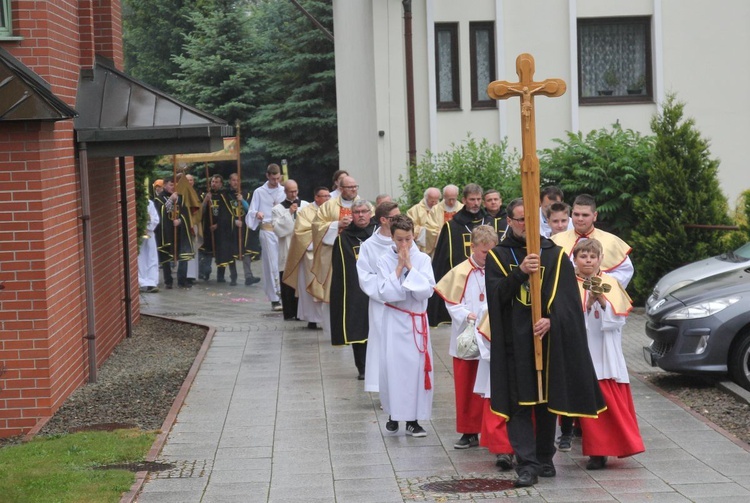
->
[357,201,402,391]
[330,199,376,379]
[310,176,368,339]
[484,198,604,487]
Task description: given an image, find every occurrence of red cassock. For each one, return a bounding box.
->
[579,379,645,457]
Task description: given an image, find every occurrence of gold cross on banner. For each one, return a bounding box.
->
[487,53,566,402]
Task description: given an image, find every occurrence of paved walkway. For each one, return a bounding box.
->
[135,274,750,502]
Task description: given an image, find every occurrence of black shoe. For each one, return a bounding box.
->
[453,433,479,449]
[271,301,282,312]
[514,471,538,487]
[178,283,191,289]
[357,372,365,381]
[187,278,196,285]
[495,454,514,471]
[385,417,398,433]
[245,277,261,286]
[165,284,173,290]
[405,421,427,437]
[557,434,572,452]
[230,279,237,286]
[217,278,226,283]
[586,456,608,470]
[540,463,556,477]
[144,286,159,293]
[306,322,318,329]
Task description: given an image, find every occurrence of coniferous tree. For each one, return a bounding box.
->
[247,0,338,194]
[168,0,259,128]
[123,0,214,91]
[631,94,731,300]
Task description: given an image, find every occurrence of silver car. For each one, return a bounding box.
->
[644,243,750,391]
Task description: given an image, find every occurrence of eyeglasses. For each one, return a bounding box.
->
[341,185,359,189]
[509,217,525,223]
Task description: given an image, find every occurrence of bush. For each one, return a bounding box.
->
[540,123,653,243]
[630,94,732,302]
[399,135,520,208]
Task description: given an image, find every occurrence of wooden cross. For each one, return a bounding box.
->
[487,53,566,402]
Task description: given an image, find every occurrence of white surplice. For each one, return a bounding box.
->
[585,301,630,383]
[246,182,285,301]
[376,246,436,421]
[138,200,160,288]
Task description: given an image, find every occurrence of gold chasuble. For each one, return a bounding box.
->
[282,203,318,290]
[576,272,632,316]
[423,200,464,256]
[552,228,632,274]
[407,200,430,252]
[309,197,357,302]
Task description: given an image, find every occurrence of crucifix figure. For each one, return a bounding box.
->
[487,53,566,401]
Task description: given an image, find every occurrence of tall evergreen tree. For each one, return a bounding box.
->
[247,0,338,193]
[123,0,213,91]
[631,94,731,299]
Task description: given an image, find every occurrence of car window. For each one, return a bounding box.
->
[733,242,750,260]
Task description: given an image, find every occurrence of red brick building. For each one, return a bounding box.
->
[0,1,229,438]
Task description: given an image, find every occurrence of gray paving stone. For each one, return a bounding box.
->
[673,481,750,499]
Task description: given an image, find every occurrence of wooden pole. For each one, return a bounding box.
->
[235,120,243,260]
[487,54,566,401]
[172,155,178,266]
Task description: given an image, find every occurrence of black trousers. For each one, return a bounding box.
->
[162,261,187,286]
[352,342,367,374]
[506,402,557,476]
[280,272,298,319]
[217,262,238,281]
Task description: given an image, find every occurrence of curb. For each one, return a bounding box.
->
[716,379,750,406]
[119,315,217,503]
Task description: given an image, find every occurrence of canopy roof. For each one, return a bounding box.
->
[75,57,233,158]
[0,47,78,121]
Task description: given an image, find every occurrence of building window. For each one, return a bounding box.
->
[578,17,652,104]
[0,0,12,38]
[435,23,459,110]
[470,22,496,110]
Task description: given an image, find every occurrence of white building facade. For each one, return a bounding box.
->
[333,0,750,206]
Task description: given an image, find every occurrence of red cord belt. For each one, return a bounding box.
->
[384,303,432,390]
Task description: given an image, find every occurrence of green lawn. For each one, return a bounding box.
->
[0,429,156,503]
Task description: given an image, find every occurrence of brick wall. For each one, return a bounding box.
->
[0,0,138,438]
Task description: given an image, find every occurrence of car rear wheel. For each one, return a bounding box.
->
[729,331,750,391]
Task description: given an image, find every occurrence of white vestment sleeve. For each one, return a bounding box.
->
[147,200,159,232]
[356,245,380,300]
[246,192,261,230]
[606,256,634,289]
[322,221,340,245]
[272,204,295,238]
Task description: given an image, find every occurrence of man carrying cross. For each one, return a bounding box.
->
[484,54,604,487]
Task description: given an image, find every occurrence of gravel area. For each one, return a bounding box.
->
[0,317,200,448]
[3,316,749,454]
[32,316,206,439]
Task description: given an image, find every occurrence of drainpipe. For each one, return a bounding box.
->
[78,142,97,383]
[403,0,418,176]
[119,156,133,338]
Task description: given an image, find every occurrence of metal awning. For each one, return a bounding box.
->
[0,47,78,121]
[75,56,233,158]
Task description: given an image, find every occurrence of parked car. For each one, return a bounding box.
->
[644,265,750,391]
[646,242,750,303]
